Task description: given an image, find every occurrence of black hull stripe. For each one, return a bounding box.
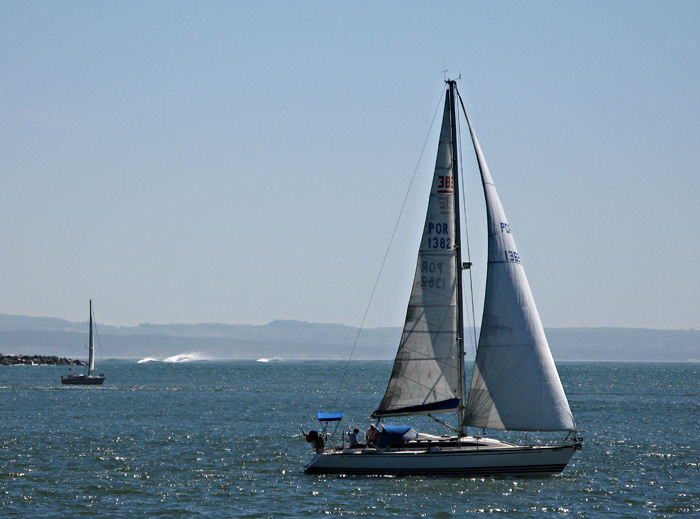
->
[305,464,568,476]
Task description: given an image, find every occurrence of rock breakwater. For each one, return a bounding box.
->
[0,354,87,366]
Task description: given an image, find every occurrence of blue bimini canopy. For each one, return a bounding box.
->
[382,425,412,435]
[317,412,344,422]
[378,425,418,448]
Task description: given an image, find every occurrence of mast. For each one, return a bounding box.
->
[447,80,467,435]
[88,299,94,375]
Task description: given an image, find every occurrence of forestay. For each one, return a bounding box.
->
[375,96,461,417]
[462,112,576,432]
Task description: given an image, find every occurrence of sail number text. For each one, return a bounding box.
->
[437,176,454,191]
[504,250,521,263]
[421,261,447,290]
[424,222,452,250]
[500,222,519,262]
[426,237,452,249]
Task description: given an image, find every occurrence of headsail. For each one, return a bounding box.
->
[462,111,575,432]
[375,95,462,417]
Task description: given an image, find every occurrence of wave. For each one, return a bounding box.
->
[256,357,283,363]
[136,352,210,364]
[163,352,208,363]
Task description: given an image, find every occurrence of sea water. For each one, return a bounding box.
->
[0,360,697,517]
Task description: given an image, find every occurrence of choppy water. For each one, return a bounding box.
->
[0,360,697,517]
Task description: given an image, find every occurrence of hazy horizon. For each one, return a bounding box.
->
[1,310,698,332]
[1,315,698,362]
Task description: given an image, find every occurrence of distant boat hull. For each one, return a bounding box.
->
[60,374,105,385]
[305,438,579,476]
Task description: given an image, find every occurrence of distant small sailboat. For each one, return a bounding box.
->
[61,300,105,385]
[304,80,582,476]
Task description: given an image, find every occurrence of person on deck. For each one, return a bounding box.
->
[348,427,364,448]
[304,430,325,452]
[365,424,381,447]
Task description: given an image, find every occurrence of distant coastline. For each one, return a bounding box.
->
[0,314,698,362]
[0,354,87,366]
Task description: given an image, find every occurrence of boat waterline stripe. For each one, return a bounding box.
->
[305,464,568,476]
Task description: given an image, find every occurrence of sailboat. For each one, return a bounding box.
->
[61,300,105,385]
[304,80,582,476]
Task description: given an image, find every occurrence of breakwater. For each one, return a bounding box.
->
[0,354,86,366]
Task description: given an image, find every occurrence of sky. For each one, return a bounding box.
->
[1,1,698,330]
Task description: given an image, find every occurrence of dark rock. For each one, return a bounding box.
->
[0,354,87,366]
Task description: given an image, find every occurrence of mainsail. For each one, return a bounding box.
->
[462,111,575,432]
[374,95,462,417]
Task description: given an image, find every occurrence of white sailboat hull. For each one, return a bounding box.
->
[305,440,579,476]
[303,83,583,477]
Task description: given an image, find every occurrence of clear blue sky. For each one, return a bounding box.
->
[1,1,698,329]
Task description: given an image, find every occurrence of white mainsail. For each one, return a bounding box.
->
[375,96,462,416]
[462,112,575,432]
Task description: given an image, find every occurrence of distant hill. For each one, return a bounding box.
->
[0,313,697,362]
